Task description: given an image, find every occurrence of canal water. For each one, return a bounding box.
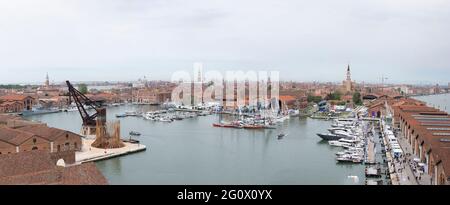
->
[414,93,450,113]
[25,105,365,185]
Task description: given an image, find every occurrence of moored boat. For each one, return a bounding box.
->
[129,131,141,136]
[316,133,344,141]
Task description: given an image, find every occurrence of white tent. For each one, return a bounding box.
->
[392,148,403,158]
[390,144,401,148]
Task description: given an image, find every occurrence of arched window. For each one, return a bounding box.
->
[33,138,37,144]
[57,145,61,152]
[66,134,69,140]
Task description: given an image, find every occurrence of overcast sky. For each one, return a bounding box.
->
[0,0,449,84]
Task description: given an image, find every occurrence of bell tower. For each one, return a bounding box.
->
[45,73,50,87]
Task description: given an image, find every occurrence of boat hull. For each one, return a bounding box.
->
[316,133,344,141]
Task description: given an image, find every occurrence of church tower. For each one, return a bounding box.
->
[346,64,351,81]
[45,73,50,87]
[344,64,353,93]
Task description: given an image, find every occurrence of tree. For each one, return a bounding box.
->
[326,91,341,101]
[353,92,362,105]
[0,84,26,89]
[78,84,88,94]
[307,95,322,103]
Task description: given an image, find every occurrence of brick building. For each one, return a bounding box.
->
[0,124,82,155]
[367,96,450,185]
[0,94,35,113]
[397,105,450,185]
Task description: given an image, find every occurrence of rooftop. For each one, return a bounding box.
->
[0,150,108,185]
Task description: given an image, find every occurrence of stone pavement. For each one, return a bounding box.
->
[396,134,432,185]
[75,138,146,163]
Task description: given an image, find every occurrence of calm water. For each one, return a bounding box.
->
[26,105,364,185]
[414,93,450,113]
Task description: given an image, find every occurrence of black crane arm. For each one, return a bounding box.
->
[66,80,101,126]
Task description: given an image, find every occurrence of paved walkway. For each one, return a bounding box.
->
[396,135,432,185]
[76,138,146,163]
[378,123,416,185]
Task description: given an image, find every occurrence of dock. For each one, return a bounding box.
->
[366,179,383,185]
[76,138,146,163]
[365,166,381,177]
[174,108,201,113]
[365,138,376,164]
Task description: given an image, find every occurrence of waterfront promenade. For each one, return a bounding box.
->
[76,138,146,163]
[379,121,416,185]
[397,135,432,185]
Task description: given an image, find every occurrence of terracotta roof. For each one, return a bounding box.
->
[16,125,78,142]
[279,95,296,102]
[0,94,32,101]
[0,169,61,185]
[0,151,108,185]
[60,163,108,185]
[0,101,22,106]
[0,151,55,178]
[0,115,20,124]
[0,126,37,146]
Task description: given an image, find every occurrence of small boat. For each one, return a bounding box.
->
[336,155,363,163]
[336,151,364,157]
[159,117,173,122]
[122,138,140,144]
[277,133,287,139]
[116,114,127,118]
[125,111,140,116]
[129,131,141,136]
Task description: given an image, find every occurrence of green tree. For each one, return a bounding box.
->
[326,91,341,101]
[78,84,88,94]
[0,84,26,89]
[353,92,362,105]
[307,95,322,103]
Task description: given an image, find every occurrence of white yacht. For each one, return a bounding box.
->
[328,141,352,147]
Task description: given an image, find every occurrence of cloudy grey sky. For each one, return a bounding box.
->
[0,0,449,84]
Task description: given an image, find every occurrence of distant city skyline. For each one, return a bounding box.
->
[1,0,450,84]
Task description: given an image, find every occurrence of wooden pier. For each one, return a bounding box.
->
[365,138,376,164]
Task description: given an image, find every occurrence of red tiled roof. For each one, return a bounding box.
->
[0,151,55,178]
[0,101,22,106]
[16,125,80,142]
[0,94,32,101]
[279,95,296,102]
[0,126,37,146]
[0,151,108,185]
[0,115,20,124]
[60,163,108,185]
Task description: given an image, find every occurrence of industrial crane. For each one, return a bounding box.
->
[66,80,105,126]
